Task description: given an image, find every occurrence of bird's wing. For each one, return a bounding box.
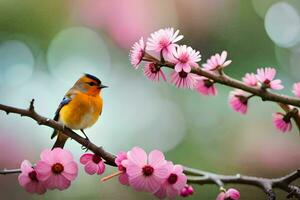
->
[51,94,73,139]
[53,97,71,121]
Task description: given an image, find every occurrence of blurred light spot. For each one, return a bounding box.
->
[71,0,178,49]
[0,40,34,87]
[252,0,280,18]
[265,2,300,48]
[47,27,111,85]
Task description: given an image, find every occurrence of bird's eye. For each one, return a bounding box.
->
[87,82,96,86]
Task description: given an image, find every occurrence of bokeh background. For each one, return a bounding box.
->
[0,0,300,199]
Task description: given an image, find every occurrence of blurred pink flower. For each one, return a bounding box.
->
[122,147,169,193]
[242,73,258,87]
[130,37,145,68]
[35,148,78,190]
[196,77,217,96]
[170,71,201,89]
[115,151,129,185]
[229,90,249,114]
[292,82,300,98]
[154,162,187,199]
[18,160,47,194]
[216,188,240,200]
[80,153,105,175]
[172,45,201,73]
[203,51,231,71]
[272,113,292,133]
[256,68,283,90]
[147,28,183,59]
[144,62,167,82]
[180,185,194,197]
[216,191,226,200]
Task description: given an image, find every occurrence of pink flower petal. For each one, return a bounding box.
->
[40,149,55,164]
[84,161,98,175]
[119,173,129,185]
[124,162,143,178]
[20,160,33,174]
[148,150,166,168]
[18,174,31,187]
[127,147,147,167]
[96,162,106,175]
[166,185,180,199]
[54,148,73,165]
[129,175,146,191]
[143,176,162,193]
[35,161,51,181]
[45,175,71,190]
[154,185,167,199]
[62,162,78,180]
[79,153,93,164]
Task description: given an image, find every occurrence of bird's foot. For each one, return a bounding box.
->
[81,138,90,152]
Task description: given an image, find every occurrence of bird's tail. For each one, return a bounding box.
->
[52,131,68,149]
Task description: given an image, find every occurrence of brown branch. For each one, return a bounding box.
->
[144,53,300,108]
[184,167,300,200]
[0,101,299,199]
[0,100,116,166]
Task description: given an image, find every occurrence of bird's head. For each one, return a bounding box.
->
[74,74,108,96]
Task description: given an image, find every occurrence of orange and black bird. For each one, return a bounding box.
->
[51,74,107,149]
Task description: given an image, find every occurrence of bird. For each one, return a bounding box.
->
[51,74,107,149]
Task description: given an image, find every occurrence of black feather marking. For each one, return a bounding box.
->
[85,73,101,85]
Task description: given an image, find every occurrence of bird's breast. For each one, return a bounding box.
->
[59,93,103,130]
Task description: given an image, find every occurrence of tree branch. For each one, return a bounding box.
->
[0,168,21,175]
[0,101,299,199]
[144,54,300,108]
[0,100,116,166]
[184,166,300,200]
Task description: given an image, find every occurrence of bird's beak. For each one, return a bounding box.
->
[98,84,108,89]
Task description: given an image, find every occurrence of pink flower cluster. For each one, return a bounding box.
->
[18,148,78,194]
[229,69,300,134]
[129,27,231,94]
[229,67,284,115]
[130,28,300,135]
[109,147,190,199]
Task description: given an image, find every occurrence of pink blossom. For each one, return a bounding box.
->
[121,147,169,193]
[130,37,145,68]
[80,153,105,175]
[115,151,129,185]
[172,45,201,73]
[170,71,201,89]
[256,68,283,90]
[272,112,292,133]
[292,82,300,98]
[154,162,187,199]
[144,62,167,82]
[228,90,249,114]
[242,73,258,87]
[180,185,194,197]
[226,188,241,200]
[217,188,240,200]
[35,148,78,190]
[18,160,47,194]
[147,28,183,59]
[196,77,218,96]
[203,51,232,71]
